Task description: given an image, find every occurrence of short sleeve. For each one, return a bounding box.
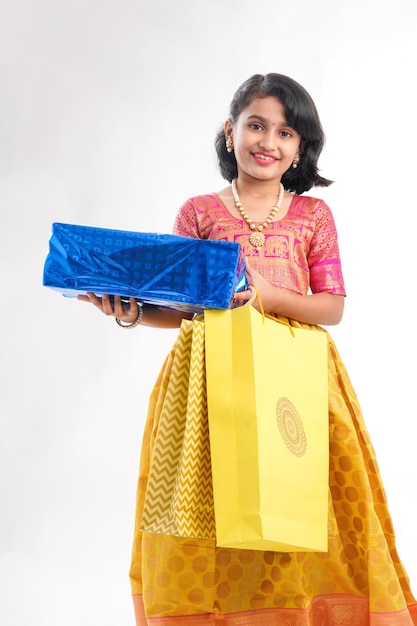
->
[172,195,220,240]
[172,199,201,238]
[309,201,346,296]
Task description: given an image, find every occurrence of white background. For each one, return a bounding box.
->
[1,1,416,624]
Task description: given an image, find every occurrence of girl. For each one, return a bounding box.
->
[80,73,417,625]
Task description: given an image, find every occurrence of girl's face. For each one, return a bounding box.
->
[225,96,301,183]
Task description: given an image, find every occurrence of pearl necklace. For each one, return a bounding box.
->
[231,178,285,251]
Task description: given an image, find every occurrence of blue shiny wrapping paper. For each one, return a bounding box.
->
[43,223,248,313]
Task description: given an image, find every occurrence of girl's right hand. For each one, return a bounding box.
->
[77,292,139,324]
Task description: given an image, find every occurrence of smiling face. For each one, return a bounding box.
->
[224,96,301,184]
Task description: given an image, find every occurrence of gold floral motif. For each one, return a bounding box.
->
[249,231,265,250]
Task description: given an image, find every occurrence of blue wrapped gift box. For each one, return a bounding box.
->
[43,223,248,313]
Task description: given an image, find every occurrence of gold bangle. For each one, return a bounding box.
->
[115,303,144,329]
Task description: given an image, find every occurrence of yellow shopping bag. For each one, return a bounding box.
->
[140,318,216,539]
[205,301,329,552]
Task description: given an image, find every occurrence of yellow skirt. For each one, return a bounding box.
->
[129,318,417,625]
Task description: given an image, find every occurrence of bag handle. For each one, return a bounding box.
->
[245,286,295,336]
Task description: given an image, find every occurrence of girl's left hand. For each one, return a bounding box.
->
[233,260,273,311]
[233,287,252,307]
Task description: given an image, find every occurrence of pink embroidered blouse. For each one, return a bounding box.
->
[173,193,346,297]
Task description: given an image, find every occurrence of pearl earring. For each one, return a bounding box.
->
[292,155,300,169]
[226,137,233,153]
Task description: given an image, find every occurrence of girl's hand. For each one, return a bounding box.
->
[233,260,274,312]
[233,259,344,325]
[232,286,252,307]
[77,292,139,323]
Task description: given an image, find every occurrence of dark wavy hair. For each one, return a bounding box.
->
[215,73,333,194]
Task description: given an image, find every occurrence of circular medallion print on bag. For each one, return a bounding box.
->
[276,397,307,457]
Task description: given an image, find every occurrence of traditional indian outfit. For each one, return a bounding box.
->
[129,193,417,625]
